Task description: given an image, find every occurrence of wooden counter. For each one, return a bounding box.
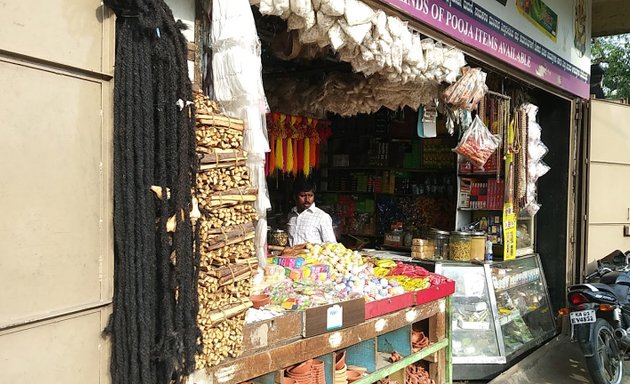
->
[190,296,452,384]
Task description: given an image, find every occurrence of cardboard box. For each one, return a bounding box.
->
[241,311,302,354]
[301,298,366,337]
[365,291,415,319]
[384,231,404,247]
[414,278,456,306]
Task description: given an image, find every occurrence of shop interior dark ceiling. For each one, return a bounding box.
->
[253,7,352,81]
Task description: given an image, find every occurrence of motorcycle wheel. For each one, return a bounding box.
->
[584,318,624,384]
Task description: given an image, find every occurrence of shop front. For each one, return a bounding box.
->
[180,0,593,382]
[103,1,630,384]
[6,1,630,384]
[223,0,586,381]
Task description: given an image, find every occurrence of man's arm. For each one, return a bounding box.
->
[286,210,298,246]
[320,214,337,244]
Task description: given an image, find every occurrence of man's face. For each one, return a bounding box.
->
[295,191,315,212]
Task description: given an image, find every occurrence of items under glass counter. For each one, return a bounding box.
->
[410,253,556,381]
[443,264,503,364]
[491,255,555,357]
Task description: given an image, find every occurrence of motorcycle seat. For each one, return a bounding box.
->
[600,271,630,286]
[589,282,629,302]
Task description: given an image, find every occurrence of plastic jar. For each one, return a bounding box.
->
[470,232,486,261]
[449,231,472,261]
[431,229,450,260]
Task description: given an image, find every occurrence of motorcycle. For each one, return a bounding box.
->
[562,250,630,384]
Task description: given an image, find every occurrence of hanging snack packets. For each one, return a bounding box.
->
[441,67,488,111]
[453,115,501,168]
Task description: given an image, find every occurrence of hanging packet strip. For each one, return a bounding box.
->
[297,138,304,173]
[275,137,283,171]
[441,67,488,111]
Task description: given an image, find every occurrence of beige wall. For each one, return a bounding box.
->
[586,100,630,270]
[0,1,114,383]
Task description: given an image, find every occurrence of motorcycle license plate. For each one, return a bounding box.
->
[570,309,596,325]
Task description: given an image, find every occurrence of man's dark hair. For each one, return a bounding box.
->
[293,177,316,195]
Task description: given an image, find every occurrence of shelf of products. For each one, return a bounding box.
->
[191,237,457,384]
[458,208,502,212]
[320,190,456,239]
[457,176,505,211]
[323,168,455,196]
[320,115,458,245]
[455,167,507,245]
[329,167,453,173]
[452,93,547,264]
[411,253,555,380]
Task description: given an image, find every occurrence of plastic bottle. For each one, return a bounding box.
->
[485,236,494,262]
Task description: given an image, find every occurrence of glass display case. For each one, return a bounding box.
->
[491,254,555,357]
[411,253,555,380]
[440,264,504,365]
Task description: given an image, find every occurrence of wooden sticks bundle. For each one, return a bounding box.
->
[200,205,258,229]
[196,167,252,196]
[200,237,256,267]
[197,313,247,368]
[193,91,257,369]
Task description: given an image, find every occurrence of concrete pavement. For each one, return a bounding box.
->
[488,334,630,384]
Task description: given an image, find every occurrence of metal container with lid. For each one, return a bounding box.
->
[430,228,450,260]
[269,229,289,247]
[449,231,472,261]
[470,231,486,261]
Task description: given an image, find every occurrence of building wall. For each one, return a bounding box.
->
[586,100,630,269]
[0,1,115,382]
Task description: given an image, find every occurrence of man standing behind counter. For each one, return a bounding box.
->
[287,178,337,246]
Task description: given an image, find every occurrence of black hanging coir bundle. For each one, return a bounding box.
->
[103,0,201,383]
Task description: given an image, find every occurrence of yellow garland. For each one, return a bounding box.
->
[303,137,310,176]
[286,138,294,173]
[274,137,283,171]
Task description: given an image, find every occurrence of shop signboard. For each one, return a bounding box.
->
[378,0,591,99]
